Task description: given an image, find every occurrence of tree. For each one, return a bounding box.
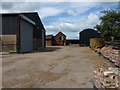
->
[94,9,120,41]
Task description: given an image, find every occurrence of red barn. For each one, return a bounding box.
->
[45,32,66,46]
[46,35,54,46]
[53,32,66,46]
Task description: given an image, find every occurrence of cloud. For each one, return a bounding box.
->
[1,2,116,39]
[38,7,63,19]
[67,2,97,16]
[45,22,81,33]
[99,2,117,8]
[1,2,66,19]
[45,12,100,38]
[45,23,80,39]
[2,2,13,10]
[67,34,79,39]
[86,13,100,25]
[67,10,78,16]
[1,2,40,13]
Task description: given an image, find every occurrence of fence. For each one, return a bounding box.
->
[105,40,120,50]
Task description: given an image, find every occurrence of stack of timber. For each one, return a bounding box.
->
[94,67,120,88]
[90,38,105,49]
[0,35,17,52]
[99,46,120,67]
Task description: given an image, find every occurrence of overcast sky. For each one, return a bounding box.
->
[1,1,118,39]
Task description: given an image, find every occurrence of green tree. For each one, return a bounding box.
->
[94,9,120,41]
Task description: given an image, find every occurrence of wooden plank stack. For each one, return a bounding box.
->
[0,35,17,52]
[94,67,120,88]
[98,46,120,67]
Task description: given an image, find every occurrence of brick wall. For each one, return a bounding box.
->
[46,40,52,46]
[94,67,119,88]
[97,46,120,67]
[54,33,66,46]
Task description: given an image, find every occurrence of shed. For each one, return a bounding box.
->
[46,35,54,46]
[79,29,102,46]
[53,31,66,46]
[1,12,46,53]
[66,39,79,45]
[23,12,46,49]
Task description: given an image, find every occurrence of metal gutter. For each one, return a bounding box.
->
[19,14,35,25]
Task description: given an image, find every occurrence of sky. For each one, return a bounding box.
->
[1,1,118,39]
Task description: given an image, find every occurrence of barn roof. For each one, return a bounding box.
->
[1,12,46,39]
[55,31,66,37]
[19,14,35,25]
[46,35,53,40]
[79,28,98,33]
[1,12,45,31]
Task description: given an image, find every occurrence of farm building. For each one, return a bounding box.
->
[1,12,46,53]
[53,32,66,46]
[66,39,79,45]
[46,35,54,46]
[79,29,102,46]
[45,32,66,46]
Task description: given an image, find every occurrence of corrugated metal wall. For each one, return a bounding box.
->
[41,31,45,48]
[23,13,46,48]
[2,14,18,34]
[2,13,46,52]
[79,29,102,46]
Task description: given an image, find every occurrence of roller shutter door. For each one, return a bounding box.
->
[20,19,33,53]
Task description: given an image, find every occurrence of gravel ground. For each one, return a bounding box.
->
[2,45,115,88]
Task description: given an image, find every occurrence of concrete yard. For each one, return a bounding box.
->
[2,45,115,88]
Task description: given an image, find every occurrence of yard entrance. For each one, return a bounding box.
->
[2,45,115,88]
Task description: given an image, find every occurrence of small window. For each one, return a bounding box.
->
[61,36,64,40]
[37,27,39,30]
[59,37,62,40]
[59,36,64,40]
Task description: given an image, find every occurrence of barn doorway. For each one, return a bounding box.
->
[19,19,33,53]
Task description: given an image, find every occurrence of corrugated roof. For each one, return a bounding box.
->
[19,14,35,25]
[46,35,53,39]
[55,31,66,37]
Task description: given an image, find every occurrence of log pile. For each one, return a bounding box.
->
[99,46,120,66]
[94,67,120,88]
